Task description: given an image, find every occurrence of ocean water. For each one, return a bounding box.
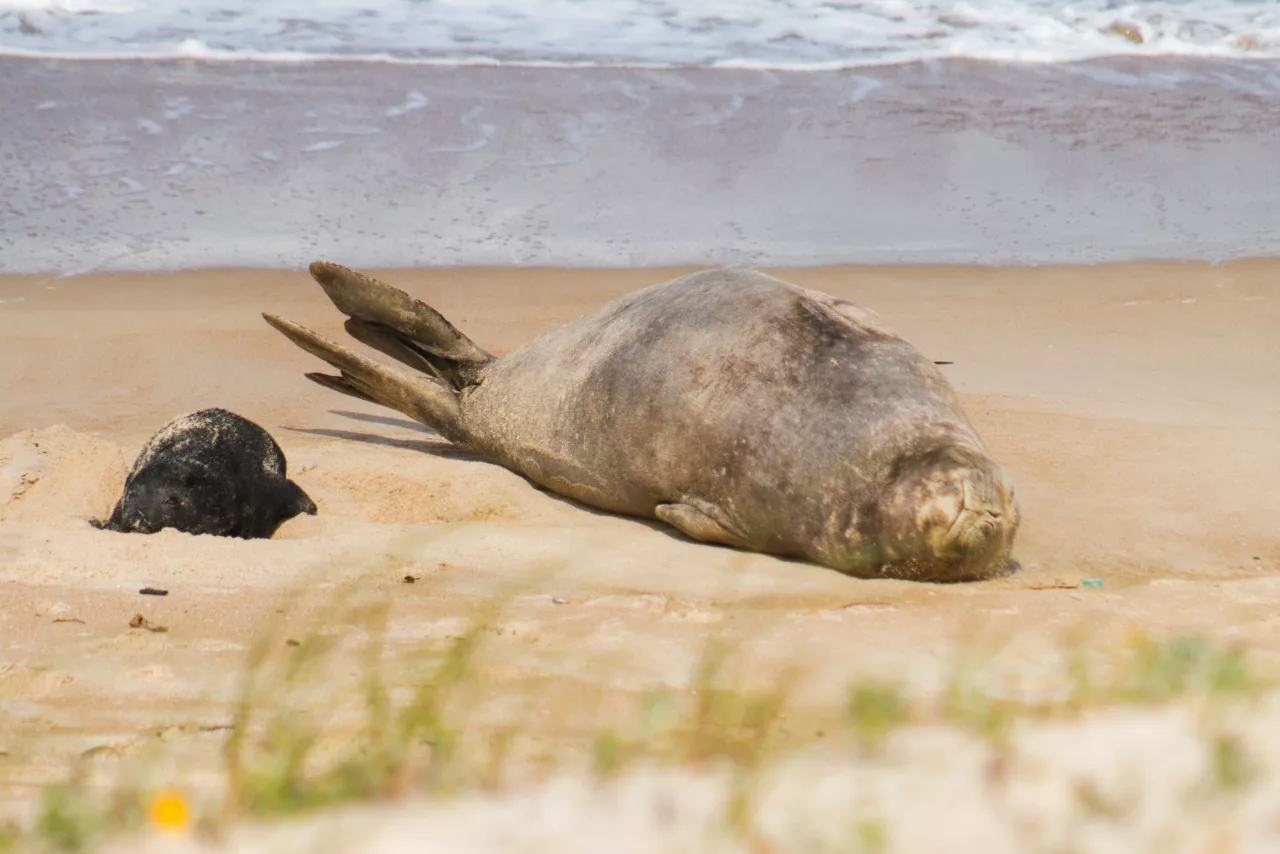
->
[3,3,1279,274]
[2,0,1279,67]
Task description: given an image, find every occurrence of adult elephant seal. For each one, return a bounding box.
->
[265,263,1020,581]
[93,408,317,538]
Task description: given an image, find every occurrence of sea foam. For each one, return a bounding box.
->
[2,0,1279,67]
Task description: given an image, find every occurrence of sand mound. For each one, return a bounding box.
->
[0,426,129,526]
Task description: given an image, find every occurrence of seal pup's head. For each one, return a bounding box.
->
[114,457,233,535]
[103,457,316,538]
[93,409,318,539]
[870,445,1020,582]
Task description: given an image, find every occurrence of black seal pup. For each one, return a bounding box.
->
[94,408,316,538]
[265,263,1019,581]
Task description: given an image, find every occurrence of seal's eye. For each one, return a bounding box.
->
[164,496,181,506]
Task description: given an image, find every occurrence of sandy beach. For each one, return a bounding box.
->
[2,259,1278,849]
[3,17,1280,846]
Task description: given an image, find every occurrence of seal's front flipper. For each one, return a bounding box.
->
[280,479,317,517]
[263,313,466,443]
[308,262,491,388]
[655,501,747,548]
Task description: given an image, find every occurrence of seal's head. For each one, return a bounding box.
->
[872,445,1020,582]
[114,460,238,536]
[104,459,316,538]
[92,408,318,539]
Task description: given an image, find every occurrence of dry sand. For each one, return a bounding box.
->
[2,260,1279,850]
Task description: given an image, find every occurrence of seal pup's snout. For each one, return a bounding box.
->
[118,480,192,535]
[122,508,156,534]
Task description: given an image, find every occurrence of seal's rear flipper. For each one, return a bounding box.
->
[263,314,466,442]
[342,318,463,386]
[304,371,377,403]
[307,262,491,388]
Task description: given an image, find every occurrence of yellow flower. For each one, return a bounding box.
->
[149,789,190,834]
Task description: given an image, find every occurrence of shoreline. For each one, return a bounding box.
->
[3,49,1280,70]
[9,252,1280,281]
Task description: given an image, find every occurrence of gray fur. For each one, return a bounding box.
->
[266,263,1020,581]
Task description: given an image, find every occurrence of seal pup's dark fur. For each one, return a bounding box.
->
[94,408,316,538]
[265,263,1020,581]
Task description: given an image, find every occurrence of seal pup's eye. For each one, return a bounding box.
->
[164,496,181,506]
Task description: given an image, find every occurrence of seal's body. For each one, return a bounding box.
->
[267,263,1019,581]
[95,408,316,539]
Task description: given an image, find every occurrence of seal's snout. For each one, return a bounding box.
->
[120,505,157,534]
[877,447,1020,581]
[927,462,1020,578]
[118,487,170,534]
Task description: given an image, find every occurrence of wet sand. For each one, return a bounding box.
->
[4,56,1280,274]
[2,261,1278,848]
